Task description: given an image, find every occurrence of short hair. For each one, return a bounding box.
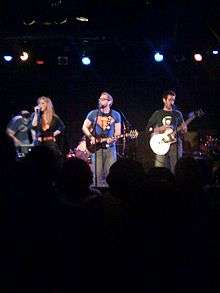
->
[20,110,30,118]
[100,91,113,106]
[162,90,176,100]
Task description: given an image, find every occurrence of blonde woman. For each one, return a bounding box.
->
[32,96,65,152]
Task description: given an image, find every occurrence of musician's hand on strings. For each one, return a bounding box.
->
[106,137,114,144]
[14,138,22,146]
[90,136,96,145]
[153,125,166,134]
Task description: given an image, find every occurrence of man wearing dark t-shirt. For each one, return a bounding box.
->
[82,92,121,187]
[6,110,33,158]
[146,90,187,173]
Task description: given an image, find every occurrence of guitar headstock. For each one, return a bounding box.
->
[126,129,139,139]
[189,109,205,119]
[195,109,205,117]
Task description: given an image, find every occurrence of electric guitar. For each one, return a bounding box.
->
[86,129,139,153]
[149,109,204,155]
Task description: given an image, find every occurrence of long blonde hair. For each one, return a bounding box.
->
[37,96,55,126]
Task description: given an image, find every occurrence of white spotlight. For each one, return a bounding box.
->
[194,53,202,62]
[82,56,91,65]
[212,50,219,55]
[20,51,29,61]
[76,16,89,22]
[154,52,163,62]
[3,55,13,62]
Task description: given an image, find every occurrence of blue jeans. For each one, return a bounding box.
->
[91,146,117,187]
[155,141,183,174]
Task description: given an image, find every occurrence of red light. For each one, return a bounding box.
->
[36,59,45,65]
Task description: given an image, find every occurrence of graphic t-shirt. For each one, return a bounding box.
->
[147,109,184,141]
[87,109,121,138]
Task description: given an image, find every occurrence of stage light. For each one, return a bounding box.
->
[154,52,163,62]
[20,51,29,61]
[194,53,202,62]
[212,50,219,55]
[57,56,68,65]
[23,18,36,26]
[3,55,13,62]
[54,18,67,25]
[36,59,45,65]
[76,16,89,22]
[81,56,91,65]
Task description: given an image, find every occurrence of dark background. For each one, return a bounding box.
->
[0,0,220,153]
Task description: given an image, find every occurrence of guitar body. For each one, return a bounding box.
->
[86,137,108,153]
[149,133,172,155]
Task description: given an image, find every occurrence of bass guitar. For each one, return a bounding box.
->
[86,129,139,153]
[149,109,204,155]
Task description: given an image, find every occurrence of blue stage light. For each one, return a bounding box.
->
[3,55,13,62]
[154,52,163,62]
[82,56,91,65]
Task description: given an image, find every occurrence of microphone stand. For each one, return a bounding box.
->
[34,109,42,146]
[121,122,126,157]
[172,105,179,170]
[93,104,100,188]
[117,110,131,158]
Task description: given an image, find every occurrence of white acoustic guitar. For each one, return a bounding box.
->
[149,109,204,155]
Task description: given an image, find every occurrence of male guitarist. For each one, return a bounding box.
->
[146,90,187,173]
[6,110,34,159]
[82,92,121,187]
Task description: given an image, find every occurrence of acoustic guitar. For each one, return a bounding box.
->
[149,109,204,155]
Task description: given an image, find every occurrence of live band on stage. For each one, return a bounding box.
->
[5,90,220,187]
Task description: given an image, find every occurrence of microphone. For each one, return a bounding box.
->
[35,106,41,115]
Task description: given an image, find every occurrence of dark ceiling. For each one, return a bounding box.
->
[0,0,220,140]
[0,0,219,47]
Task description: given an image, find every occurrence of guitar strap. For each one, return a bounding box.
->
[90,108,100,138]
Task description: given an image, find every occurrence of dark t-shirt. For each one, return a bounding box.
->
[31,113,65,138]
[87,109,121,138]
[7,115,30,143]
[147,109,184,130]
[147,109,184,141]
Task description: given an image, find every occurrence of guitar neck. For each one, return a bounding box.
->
[102,132,137,140]
[176,115,195,133]
[100,134,123,142]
